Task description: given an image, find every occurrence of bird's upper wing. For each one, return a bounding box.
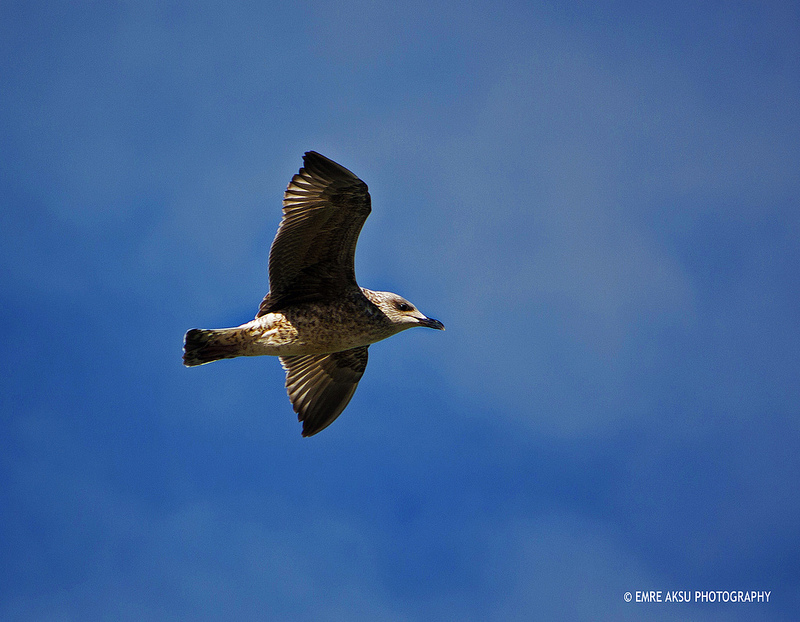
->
[280,346,369,437]
[258,152,371,315]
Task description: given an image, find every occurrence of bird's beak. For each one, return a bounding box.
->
[419,316,445,330]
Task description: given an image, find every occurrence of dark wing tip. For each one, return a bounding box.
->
[300,425,316,438]
[301,151,366,187]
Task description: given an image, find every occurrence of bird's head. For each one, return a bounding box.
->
[365,290,445,332]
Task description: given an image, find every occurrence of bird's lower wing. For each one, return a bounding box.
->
[280,346,369,437]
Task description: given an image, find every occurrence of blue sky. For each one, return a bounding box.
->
[2,1,798,619]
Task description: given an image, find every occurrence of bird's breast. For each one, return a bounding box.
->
[242,299,396,356]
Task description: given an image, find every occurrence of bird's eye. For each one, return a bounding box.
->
[396,302,412,312]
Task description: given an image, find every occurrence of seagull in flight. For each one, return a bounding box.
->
[183,151,444,436]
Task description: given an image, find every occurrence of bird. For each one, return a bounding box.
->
[183,151,444,437]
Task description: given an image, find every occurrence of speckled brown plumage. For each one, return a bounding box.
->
[183,151,444,437]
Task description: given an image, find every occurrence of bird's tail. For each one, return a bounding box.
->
[183,328,243,367]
